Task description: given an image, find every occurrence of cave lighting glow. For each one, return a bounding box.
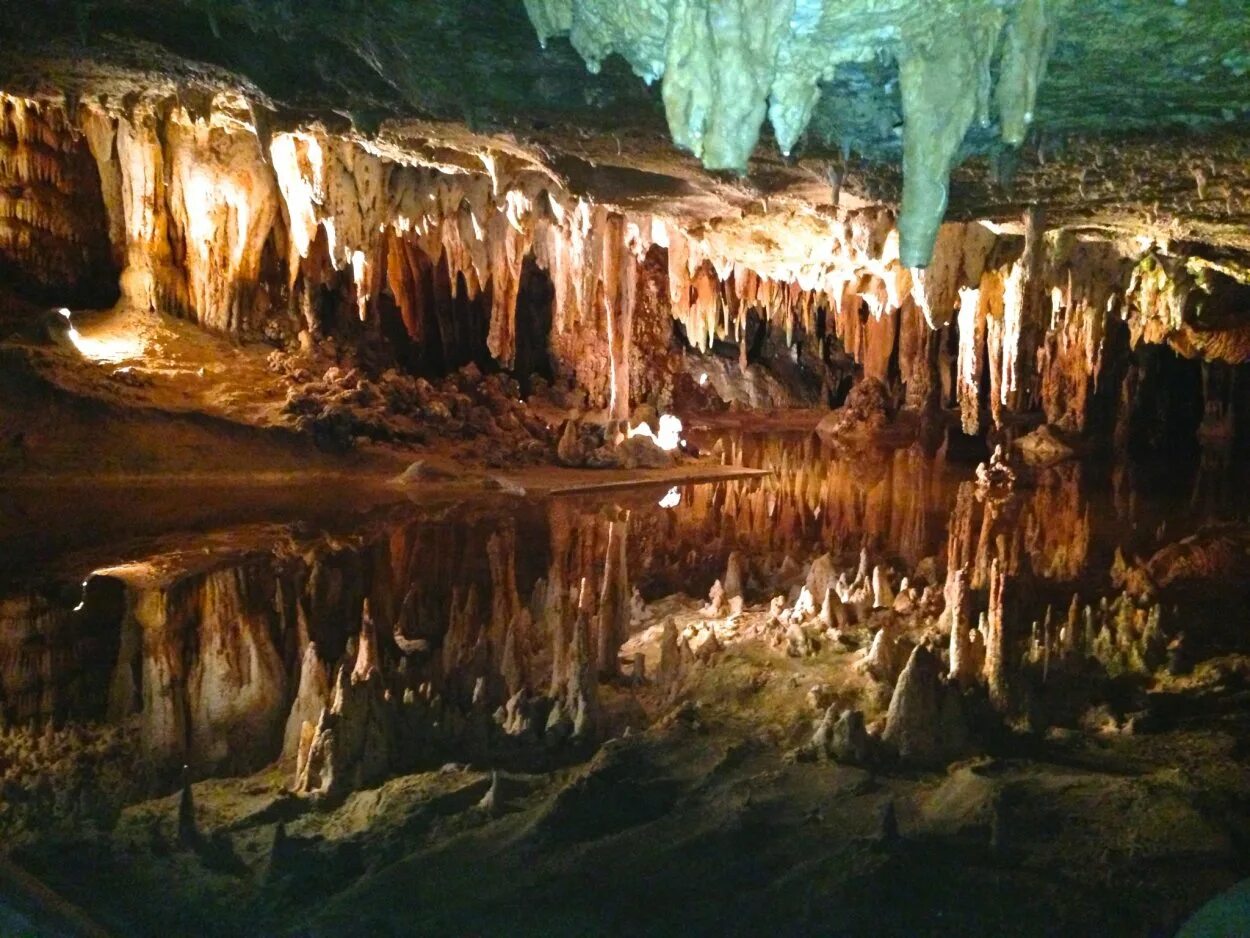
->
[628,413,683,451]
[658,486,681,509]
[61,308,146,363]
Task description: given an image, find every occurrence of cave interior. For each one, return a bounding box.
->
[2,2,1250,935]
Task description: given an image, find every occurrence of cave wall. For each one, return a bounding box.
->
[0,94,117,307]
[3,89,1250,437]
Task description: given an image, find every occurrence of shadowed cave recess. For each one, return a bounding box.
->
[2,2,1250,935]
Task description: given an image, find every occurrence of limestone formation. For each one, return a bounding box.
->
[723,552,745,604]
[282,642,330,766]
[882,644,969,766]
[816,378,892,440]
[526,1,1055,266]
[806,704,872,766]
[804,554,836,607]
[1014,424,1076,467]
[658,619,682,690]
[597,514,631,678]
[819,588,847,633]
[863,624,910,686]
[984,557,1008,710]
[944,567,975,689]
[871,567,894,610]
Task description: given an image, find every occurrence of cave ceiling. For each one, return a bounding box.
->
[2,0,1249,263]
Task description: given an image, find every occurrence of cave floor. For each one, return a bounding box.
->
[11,662,1250,937]
[2,305,778,495]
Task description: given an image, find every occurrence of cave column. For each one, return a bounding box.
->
[984,550,1009,711]
[602,214,638,428]
[596,509,630,679]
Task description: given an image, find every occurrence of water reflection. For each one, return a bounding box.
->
[4,431,1250,784]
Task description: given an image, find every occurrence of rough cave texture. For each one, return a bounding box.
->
[526,0,1055,266]
[3,1,1248,257]
[0,94,117,305]
[3,5,1250,937]
[0,0,1248,452]
[3,84,1250,459]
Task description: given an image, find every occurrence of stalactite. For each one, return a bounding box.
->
[596,511,630,678]
[956,285,987,434]
[167,113,281,333]
[984,553,1008,710]
[912,222,994,329]
[529,1,1055,267]
[897,19,990,268]
[690,262,719,352]
[602,213,637,424]
[0,94,115,301]
[485,209,528,366]
[1037,239,1125,430]
[6,88,1243,449]
[898,298,937,410]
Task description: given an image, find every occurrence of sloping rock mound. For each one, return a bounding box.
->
[816,378,892,439]
[882,644,970,766]
[1013,424,1075,467]
[527,738,681,845]
[1136,524,1250,596]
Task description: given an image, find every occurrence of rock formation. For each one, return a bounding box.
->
[526,1,1055,266]
[882,644,969,766]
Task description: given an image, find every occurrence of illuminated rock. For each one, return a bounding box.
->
[282,641,329,766]
[815,378,892,439]
[525,1,1054,267]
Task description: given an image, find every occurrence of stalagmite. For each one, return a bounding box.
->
[863,623,907,685]
[283,642,329,765]
[723,552,744,603]
[883,644,969,765]
[984,556,1007,710]
[352,599,381,683]
[819,587,847,633]
[177,768,198,847]
[658,618,681,690]
[871,566,894,610]
[805,554,836,605]
[1061,593,1081,657]
[500,622,525,698]
[567,578,599,741]
[297,599,396,798]
[944,567,975,688]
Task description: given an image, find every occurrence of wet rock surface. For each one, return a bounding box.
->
[2,8,1250,931]
[1,430,1249,934]
[816,377,894,440]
